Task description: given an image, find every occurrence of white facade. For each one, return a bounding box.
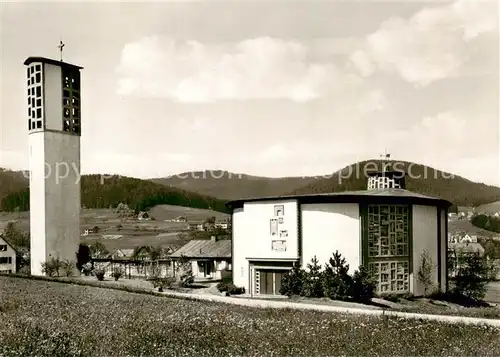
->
[0,237,16,274]
[232,200,299,294]
[26,58,82,276]
[232,198,448,297]
[301,203,360,274]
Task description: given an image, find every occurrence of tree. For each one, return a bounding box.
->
[89,241,109,259]
[350,266,377,303]
[417,249,435,297]
[204,216,216,225]
[2,222,29,249]
[279,262,305,297]
[453,252,492,300]
[175,255,194,287]
[322,251,352,301]
[301,256,323,298]
[76,244,91,271]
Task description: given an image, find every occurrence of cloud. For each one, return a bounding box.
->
[116,36,358,103]
[350,0,497,86]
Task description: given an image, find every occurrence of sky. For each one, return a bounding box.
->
[0,0,499,185]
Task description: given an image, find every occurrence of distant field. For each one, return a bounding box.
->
[0,204,227,251]
[1,277,499,357]
[448,219,497,236]
[150,204,229,222]
[81,232,188,251]
[477,201,500,213]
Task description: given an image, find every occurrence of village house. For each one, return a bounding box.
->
[214,222,229,229]
[170,237,232,280]
[0,235,17,274]
[227,170,451,297]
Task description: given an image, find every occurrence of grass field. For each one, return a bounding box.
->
[1,277,499,357]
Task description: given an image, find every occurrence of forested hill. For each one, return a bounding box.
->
[289,160,500,208]
[150,170,319,200]
[0,174,228,213]
[0,169,29,201]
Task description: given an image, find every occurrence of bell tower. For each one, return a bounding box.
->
[24,55,83,275]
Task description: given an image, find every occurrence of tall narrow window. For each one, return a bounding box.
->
[366,204,410,294]
[270,218,278,236]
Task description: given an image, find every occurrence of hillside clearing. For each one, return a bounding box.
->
[1,277,499,357]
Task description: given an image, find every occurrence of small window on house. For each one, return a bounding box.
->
[37,99,41,107]
[31,110,35,118]
[63,98,70,106]
[35,72,41,83]
[30,87,34,95]
[35,64,41,72]
[36,108,42,118]
[274,205,284,216]
[64,76,70,88]
[30,66,34,74]
[28,97,31,105]
[63,120,70,131]
[27,68,30,78]
[64,108,70,118]
[0,245,7,252]
[36,121,42,129]
[28,78,31,86]
[72,108,79,117]
[63,89,70,98]
[0,257,11,264]
[28,119,31,130]
[36,86,41,97]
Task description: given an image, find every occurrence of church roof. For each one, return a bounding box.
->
[226,188,452,209]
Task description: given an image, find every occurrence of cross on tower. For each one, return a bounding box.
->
[58,40,65,61]
[380,148,391,172]
[380,148,391,160]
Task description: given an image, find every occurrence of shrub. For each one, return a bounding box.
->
[60,260,76,277]
[453,252,492,300]
[216,281,232,292]
[350,266,376,303]
[152,276,175,292]
[322,251,352,301]
[41,257,63,277]
[417,249,435,297]
[81,262,93,276]
[301,256,324,298]
[93,268,105,281]
[228,284,245,295]
[279,262,305,297]
[112,267,124,281]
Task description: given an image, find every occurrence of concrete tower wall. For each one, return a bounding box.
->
[27,58,82,276]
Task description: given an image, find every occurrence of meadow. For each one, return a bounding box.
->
[1,277,499,357]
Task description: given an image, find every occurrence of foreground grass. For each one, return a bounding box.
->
[1,277,499,357]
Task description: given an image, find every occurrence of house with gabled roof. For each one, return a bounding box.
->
[0,234,17,274]
[170,237,231,280]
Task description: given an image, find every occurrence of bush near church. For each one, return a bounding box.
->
[280,252,377,303]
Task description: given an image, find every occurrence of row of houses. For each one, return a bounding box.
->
[90,236,232,281]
